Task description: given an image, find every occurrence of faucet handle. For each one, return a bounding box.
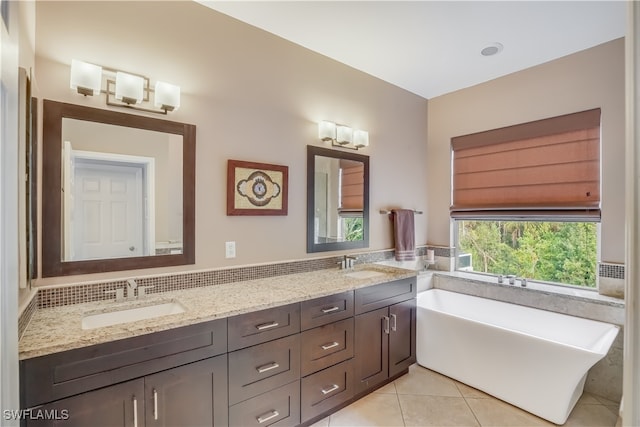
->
[138,285,155,298]
[105,288,124,301]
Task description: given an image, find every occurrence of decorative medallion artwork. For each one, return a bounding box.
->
[227,160,288,216]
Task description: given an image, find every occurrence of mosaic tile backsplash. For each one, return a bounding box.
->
[18,246,624,339]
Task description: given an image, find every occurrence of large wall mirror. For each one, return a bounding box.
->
[307,145,369,253]
[42,100,195,277]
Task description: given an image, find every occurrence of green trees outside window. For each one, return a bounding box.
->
[343,217,364,242]
[457,221,597,287]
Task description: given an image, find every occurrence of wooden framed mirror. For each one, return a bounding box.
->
[41,99,196,277]
[307,145,369,253]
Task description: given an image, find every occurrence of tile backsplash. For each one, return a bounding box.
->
[19,247,624,339]
[20,248,427,338]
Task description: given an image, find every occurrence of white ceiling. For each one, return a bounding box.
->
[199,1,626,99]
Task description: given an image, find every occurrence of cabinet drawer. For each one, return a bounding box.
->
[300,291,354,331]
[228,334,300,405]
[229,380,300,427]
[20,317,227,408]
[301,359,354,423]
[228,303,300,351]
[300,318,353,377]
[354,277,417,314]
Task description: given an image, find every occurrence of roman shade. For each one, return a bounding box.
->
[450,108,601,221]
[340,159,364,213]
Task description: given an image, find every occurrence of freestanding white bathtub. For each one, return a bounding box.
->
[416,289,619,424]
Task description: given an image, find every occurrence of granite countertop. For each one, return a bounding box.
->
[19,264,416,360]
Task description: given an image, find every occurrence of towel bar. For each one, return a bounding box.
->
[380,209,423,215]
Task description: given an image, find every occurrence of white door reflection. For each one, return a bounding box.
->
[63,141,155,261]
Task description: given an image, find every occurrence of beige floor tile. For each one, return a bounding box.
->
[592,394,621,408]
[394,365,461,397]
[465,397,555,427]
[398,394,480,427]
[605,405,621,417]
[374,381,398,394]
[454,381,492,399]
[564,402,619,427]
[579,392,604,405]
[329,392,405,427]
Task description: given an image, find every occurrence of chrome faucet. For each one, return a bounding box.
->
[343,255,356,269]
[126,279,138,299]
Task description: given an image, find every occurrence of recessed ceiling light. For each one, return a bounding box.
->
[481,42,504,57]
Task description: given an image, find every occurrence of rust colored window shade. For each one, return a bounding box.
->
[340,160,364,212]
[451,108,601,221]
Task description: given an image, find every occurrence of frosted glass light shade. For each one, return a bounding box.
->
[70,60,102,96]
[154,81,181,111]
[336,125,353,145]
[318,121,336,141]
[353,130,369,148]
[115,72,144,104]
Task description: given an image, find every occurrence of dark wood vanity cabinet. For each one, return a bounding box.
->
[24,378,144,427]
[24,355,228,427]
[299,303,355,424]
[353,278,417,395]
[20,318,228,427]
[145,355,228,427]
[20,277,416,427]
[227,304,302,427]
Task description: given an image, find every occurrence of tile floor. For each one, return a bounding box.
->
[311,364,620,427]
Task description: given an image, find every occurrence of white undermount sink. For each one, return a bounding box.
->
[344,270,386,279]
[81,300,186,330]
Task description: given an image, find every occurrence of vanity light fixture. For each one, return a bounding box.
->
[69,59,181,114]
[318,120,369,150]
[114,71,144,105]
[70,59,102,96]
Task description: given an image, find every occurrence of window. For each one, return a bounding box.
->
[456,221,597,287]
[451,109,601,288]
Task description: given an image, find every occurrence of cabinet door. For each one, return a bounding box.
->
[353,307,388,395]
[145,355,228,427]
[389,299,416,378]
[25,379,144,427]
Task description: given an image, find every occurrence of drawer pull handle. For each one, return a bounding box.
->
[133,396,138,427]
[321,384,340,395]
[153,389,158,420]
[257,362,280,373]
[390,313,397,332]
[383,316,390,334]
[321,306,340,314]
[321,341,340,351]
[256,321,280,330]
[257,410,280,424]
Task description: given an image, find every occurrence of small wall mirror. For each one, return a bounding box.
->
[307,145,369,253]
[42,100,195,277]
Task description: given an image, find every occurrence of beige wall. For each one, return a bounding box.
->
[427,38,626,264]
[33,1,429,286]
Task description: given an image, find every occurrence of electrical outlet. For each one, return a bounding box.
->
[225,241,236,259]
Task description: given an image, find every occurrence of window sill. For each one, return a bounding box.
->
[430,271,624,325]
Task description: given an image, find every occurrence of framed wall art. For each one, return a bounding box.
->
[227,160,288,216]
